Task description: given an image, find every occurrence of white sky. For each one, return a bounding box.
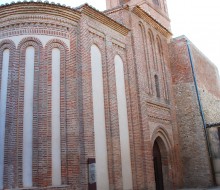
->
[1,0,220,73]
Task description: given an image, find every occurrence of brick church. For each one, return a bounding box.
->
[0,0,220,189]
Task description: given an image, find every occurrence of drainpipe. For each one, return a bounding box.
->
[186,39,216,186]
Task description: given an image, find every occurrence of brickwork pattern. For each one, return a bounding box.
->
[0,40,16,189]
[189,43,220,125]
[107,6,182,190]
[0,5,80,187]
[169,37,214,188]
[1,1,217,190]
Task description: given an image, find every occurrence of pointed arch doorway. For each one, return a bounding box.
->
[153,141,164,190]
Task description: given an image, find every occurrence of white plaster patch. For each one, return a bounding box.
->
[23,46,35,188]
[115,55,133,190]
[51,48,61,186]
[91,45,109,190]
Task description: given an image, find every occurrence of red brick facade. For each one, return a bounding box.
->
[0,1,218,190]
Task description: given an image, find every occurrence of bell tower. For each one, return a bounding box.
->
[106,0,131,10]
[106,0,170,30]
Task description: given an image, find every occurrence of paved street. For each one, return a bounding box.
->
[179,187,220,190]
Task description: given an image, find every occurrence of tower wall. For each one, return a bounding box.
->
[106,0,171,30]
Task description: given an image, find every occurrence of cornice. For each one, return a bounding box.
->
[80,4,130,36]
[0,2,81,24]
[0,14,78,29]
[132,6,172,38]
[147,101,170,111]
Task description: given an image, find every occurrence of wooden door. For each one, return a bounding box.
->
[153,142,164,190]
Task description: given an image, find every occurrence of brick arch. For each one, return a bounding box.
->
[90,42,107,70]
[0,39,16,50]
[138,22,152,94]
[148,29,156,53]
[139,22,148,47]
[138,21,146,33]
[89,34,106,57]
[151,126,172,151]
[16,36,43,188]
[91,42,105,56]
[151,126,174,190]
[113,53,128,92]
[112,52,129,84]
[45,39,69,53]
[113,52,125,64]
[0,39,16,189]
[17,37,43,51]
[156,35,163,55]
[0,39,16,78]
[0,39,16,99]
[148,29,155,42]
[44,39,69,187]
[155,35,165,62]
[138,21,148,48]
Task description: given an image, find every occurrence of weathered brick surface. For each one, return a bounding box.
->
[189,43,220,124]
[0,1,218,190]
[169,36,215,188]
[199,90,220,124]
[106,0,171,30]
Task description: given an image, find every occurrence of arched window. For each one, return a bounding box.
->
[155,74,160,98]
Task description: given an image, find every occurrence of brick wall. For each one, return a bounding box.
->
[1,1,216,190]
[107,6,182,189]
[106,0,170,30]
[169,36,214,188]
[190,44,220,124]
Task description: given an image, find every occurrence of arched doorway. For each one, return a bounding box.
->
[153,137,171,190]
[153,141,164,190]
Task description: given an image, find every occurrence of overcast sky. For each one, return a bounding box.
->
[1,0,220,73]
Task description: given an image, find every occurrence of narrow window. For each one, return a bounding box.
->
[52,48,61,186]
[0,49,10,189]
[155,74,160,98]
[148,31,157,71]
[23,46,35,187]
[139,24,151,94]
[156,37,168,100]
